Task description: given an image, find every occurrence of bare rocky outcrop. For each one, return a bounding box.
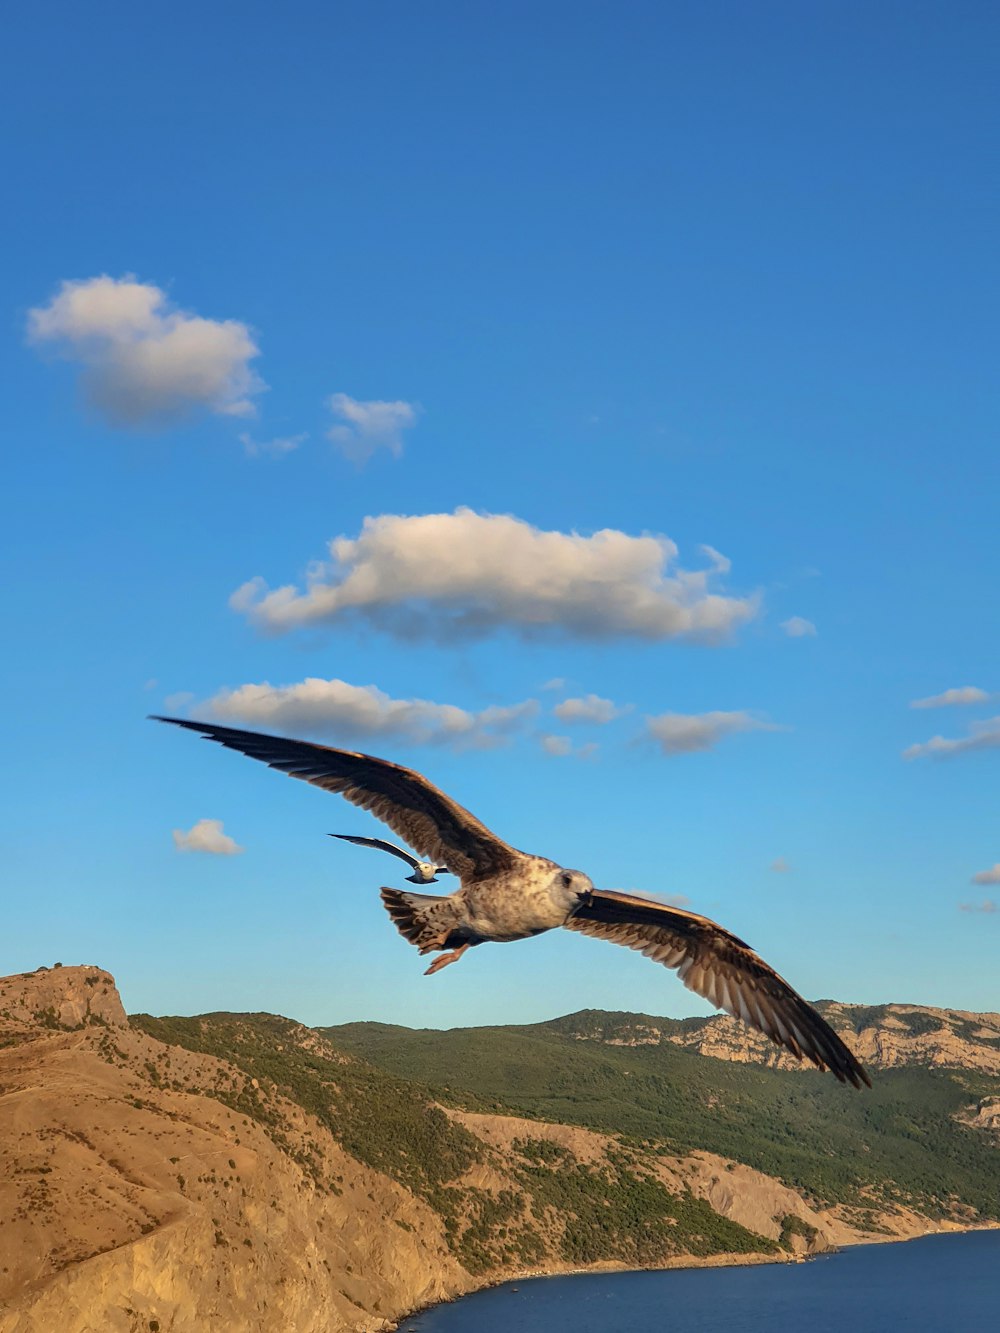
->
[0,965,126,1032]
[958,1096,1000,1136]
[568,1003,1000,1079]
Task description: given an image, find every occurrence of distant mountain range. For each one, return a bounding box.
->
[1,965,997,1333]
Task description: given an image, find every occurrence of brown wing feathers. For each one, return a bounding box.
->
[568,890,870,1089]
[151,717,517,881]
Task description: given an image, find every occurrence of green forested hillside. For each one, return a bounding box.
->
[323,1011,1000,1221]
[130,1001,1000,1279]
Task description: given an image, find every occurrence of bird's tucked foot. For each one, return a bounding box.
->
[416,931,452,956]
[424,944,469,976]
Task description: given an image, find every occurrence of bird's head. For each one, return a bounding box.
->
[550,866,594,910]
[406,868,439,884]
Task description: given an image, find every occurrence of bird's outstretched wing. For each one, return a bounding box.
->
[152,717,518,881]
[332,833,424,870]
[565,889,869,1088]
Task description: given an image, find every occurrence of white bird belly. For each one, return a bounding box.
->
[463,873,569,942]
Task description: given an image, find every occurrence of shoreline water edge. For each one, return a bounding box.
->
[390,1221,1000,1330]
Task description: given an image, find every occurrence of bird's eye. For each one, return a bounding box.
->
[561,872,573,888]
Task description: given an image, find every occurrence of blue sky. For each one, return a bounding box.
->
[3,1,998,1026]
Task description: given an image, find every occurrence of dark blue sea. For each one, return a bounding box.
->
[398,1230,1000,1332]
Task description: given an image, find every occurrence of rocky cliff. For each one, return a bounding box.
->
[555,1001,1000,1079]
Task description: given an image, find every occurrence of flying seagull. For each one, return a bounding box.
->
[331,833,450,884]
[152,716,870,1088]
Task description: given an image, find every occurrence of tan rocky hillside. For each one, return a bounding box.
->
[0,966,468,1333]
[560,1002,1000,1077]
[0,967,993,1333]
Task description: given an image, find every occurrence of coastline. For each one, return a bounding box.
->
[389,1219,1000,1330]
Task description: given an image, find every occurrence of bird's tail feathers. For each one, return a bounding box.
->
[380,887,466,955]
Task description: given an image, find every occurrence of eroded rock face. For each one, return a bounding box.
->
[959,1097,1000,1134]
[0,964,127,1031]
[567,1003,1000,1079]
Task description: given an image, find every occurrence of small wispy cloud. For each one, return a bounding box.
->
[539,733,598,759]
[910,686,990,710]
[958,899,997,915]
[971,864,1000,886]
[769,857,792,873]
[27,275,264,425]
[327,393,418,464]
[700,545,731,575]
[780,616,817,638]
[172,818,244,855]
[553,694,626,725]
[541,677,568,692]
[240,431,307,458]
[645,710,779,756]
[903,716,1000,761]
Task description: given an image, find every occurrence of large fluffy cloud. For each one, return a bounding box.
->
[903,716,1000,760]
[231,509,758,643]
[645,709,777,756]
[327,393,418,463]
[27,275,264,425]
[172,818,244,855]
[204,675,538,749]
[909,686,990,709]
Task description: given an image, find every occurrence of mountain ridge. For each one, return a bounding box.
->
[1,964,997,1333]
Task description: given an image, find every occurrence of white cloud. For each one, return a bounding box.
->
[958,899,997,915]
[553,693,626,724]
[780,616,817,638]
[971,864,1000,886]
[327,393,418,464]
[231,508,758,643]
[27,276,264,425]
[902,716,1000,761]
[204,676,538,749]
[645,709,778,756]
[910,686,990,710]
[538,733,598,759]
[769,856,792,873]
[172,818,244,855]
[541,678,567,692]
[240,431,306,458]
